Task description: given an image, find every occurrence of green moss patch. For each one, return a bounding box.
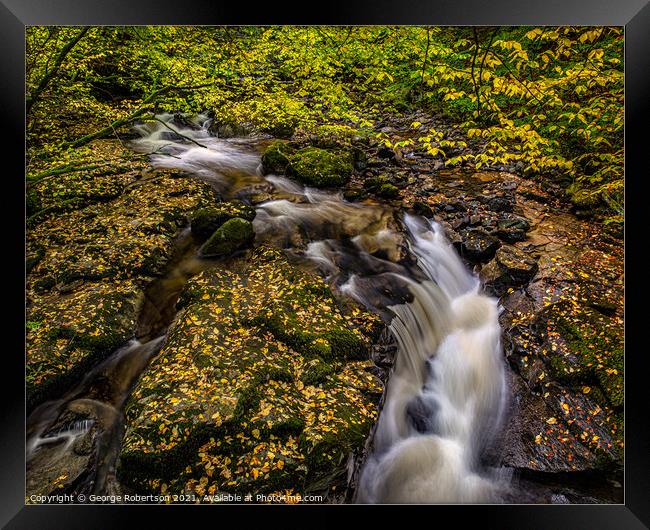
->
[119,244,382,498]
[199,217,255,257]
[287,147,353,188]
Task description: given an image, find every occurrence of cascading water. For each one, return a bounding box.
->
[28,113,508,502]
[130,113,262,192]
[353,216,506,503]
[128,114,509,503]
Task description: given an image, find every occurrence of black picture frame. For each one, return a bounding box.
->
[5,1,647,527]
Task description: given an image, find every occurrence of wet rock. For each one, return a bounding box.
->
[376,146,395,159]
[457,229,501,263]
[371,343,397,368]
[190,209,224,238]
[539,302,623,410]
[363,175,400,199]
[208,120,251,138]
[376,183,400,199]
[190,202,256,239]
[440,222,462,246]
[495,372,601,473]
[172,113,200,130]
[261,140,295,175]
[406,394,438,434]
[487,196,515,213]
[452,216,470,230]
[287,147,353,188]
[352,148,368,171]
[199,217,255,257]
[497,216,531,243]
[480,245,538,296]
[343,188,368,201]
[410,201,433,218]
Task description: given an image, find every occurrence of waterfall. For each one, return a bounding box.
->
[355,216,506,503]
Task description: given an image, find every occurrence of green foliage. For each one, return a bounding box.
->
[27,25,623,221]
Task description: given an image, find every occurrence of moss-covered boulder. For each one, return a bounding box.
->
[287,147,353,188]
[359,175,400,199]
[26,280,142,410]
[377,183,399,199]
[190,201,256,239]
[301,359,335,386]
[119,245,382,500]
[28,171,217,289]
[541,302,623,410]
[261,140,296,174]
[26,160,217,409]
[199,217,255,257]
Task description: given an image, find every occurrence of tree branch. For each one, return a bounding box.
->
[26,27,89,115]
[420,28,432,87]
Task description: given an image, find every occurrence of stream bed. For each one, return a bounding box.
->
[26,113,623,504]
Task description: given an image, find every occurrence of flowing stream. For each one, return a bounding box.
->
[27,113,507,503]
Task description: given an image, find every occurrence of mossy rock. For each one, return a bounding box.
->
[27,189,42,218]
[411,201,433,218]
[199,217,254,257]
[362,175,389,191]
[342,188,367,201]
[363,175,401,199]
[119,245,381,498]
[208,119,251,138]
[261,140,296,174]
[301,359,335,386]
[26,282,142,410]
[190,202,255,239]
[287,147,353,188]
[377,183,400,199]
[541,302,623,409]
[567,183,601,209]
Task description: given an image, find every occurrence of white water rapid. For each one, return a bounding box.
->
[353,216,506,503]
